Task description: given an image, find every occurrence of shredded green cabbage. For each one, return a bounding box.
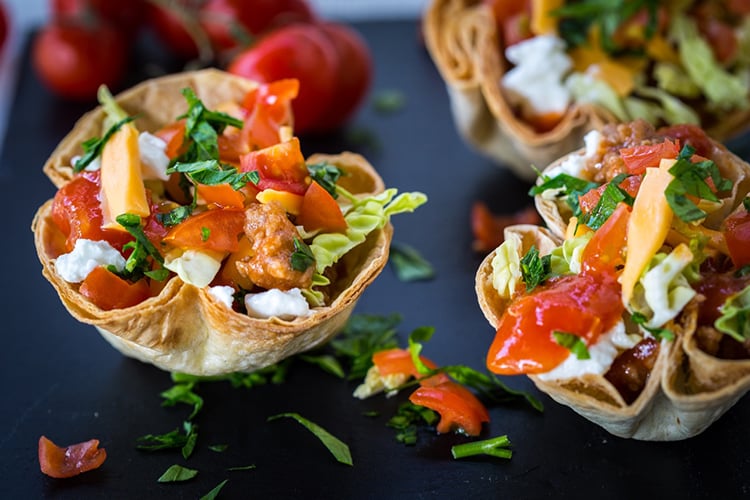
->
[549,232,593,276]
[634,86,700,125]
[715,285,750,342]
[627,244,696,328]
[489,233,523,300]
[671,14,749,111]
[309,187,427,276]
[565,72,630,121]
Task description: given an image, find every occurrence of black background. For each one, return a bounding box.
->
[2,19,750,499]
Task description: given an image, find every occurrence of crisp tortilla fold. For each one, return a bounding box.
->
[31,69,393,376]
[423,0,750,182]
[475,224,750,440]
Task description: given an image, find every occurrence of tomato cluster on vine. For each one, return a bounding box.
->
[31,0,373,134]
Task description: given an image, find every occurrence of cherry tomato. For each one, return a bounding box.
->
[227,23,339,135]
[314,22,373,131]
[146,0,202,59]
[32,19,128,101]
[0,1,8,56]
[200,0,316,52]
[51,0,145,35]
[38,436,107,478]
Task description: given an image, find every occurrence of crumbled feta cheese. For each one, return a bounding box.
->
[244,288,311,320]
[353,365,409,399]
[536,321,639,382]
[502,35,572,116]
[164,249,223,288]
[138,132,170,181]
[208,285,236,309]
[55,239,126,283]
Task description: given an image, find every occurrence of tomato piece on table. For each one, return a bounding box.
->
[39,435,107,479]
[239,137,310,195]
[51,172,133,253]
[79,266,152,310]
[372,348,439,378]
[723,207,750,268]
[409,380,490,436]
[163,208,246,253]
[487,272,623,375]
[470,202,541,253]
[619,138,680,175]
[297,181,347,233]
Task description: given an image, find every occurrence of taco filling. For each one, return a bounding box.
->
[486,119,750,405]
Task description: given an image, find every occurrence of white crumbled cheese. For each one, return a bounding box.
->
[244,288,311,320]
[208,285,235,309]
[536,321,639,382]
[138,132,170,181]
[164,249,223,288]
[539,129,602,200]
[55,239,126,283]
[502,35,572,116]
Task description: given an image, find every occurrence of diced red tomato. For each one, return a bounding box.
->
[197,183,246,209]
[698,17,738,64]
[239,137,310,195]
[723,207,750,268]
[241,79,298,150]
[372,348,439,378]
[578,175,642,215]
[581,202,630,277]
[471,202,542,253]
[38,435,107,478]
[297,181,347,233]
[694,271,750,326]
[163,208,246,252]
[484,0,532,47]
[487,271,623,375]
[409,380,490,436]
[51,172,133,253]
[619,138,680,175]
[79,266,151,310]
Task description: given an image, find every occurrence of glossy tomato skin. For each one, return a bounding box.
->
[32,19,128,101]
[201,0,316,52]
[51,0,145,35]
[227,23,339,135]
[147,0,201,59]
[315,22,373,131]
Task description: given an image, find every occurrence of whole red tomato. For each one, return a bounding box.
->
[315,22,372,131]
[0,1,7,56]
[200,0,315,51]
[227,23,339,135]
[147,0,202,59]
[51,0,145,34]
[32,20,128,100]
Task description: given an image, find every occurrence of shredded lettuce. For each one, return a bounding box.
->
[671,14,749,111]
[627,244,696,328]
[549,232,593,276]
[653,62,701,98]
[489,233,523,299]
[565,72,630,121]
[635,86,700,125]
[715,285,750,342]
[309,187,427,276]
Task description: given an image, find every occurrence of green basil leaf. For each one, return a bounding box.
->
[267,412,353,466]
[157,464,198,483]
[553,331,590,360]
[389,242,435,282]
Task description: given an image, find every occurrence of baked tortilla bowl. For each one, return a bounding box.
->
[32,69,394,376]
[475,225,750,440]
[423,0,750,182]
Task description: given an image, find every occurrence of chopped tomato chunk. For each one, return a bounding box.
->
[79,266,152,310]
[163,208,246,252]
[153,119,186,159]
[241,79,298,150]
[580,202,630,276]
[723,208,750,268]
[471,202,541,253]
[578,175,642,215]
[239,137,310,195]
[297,181,347,233]
[619,138,679,175]
[373,348,439,378]
[197,183,246,209]
[38,435,107,478]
